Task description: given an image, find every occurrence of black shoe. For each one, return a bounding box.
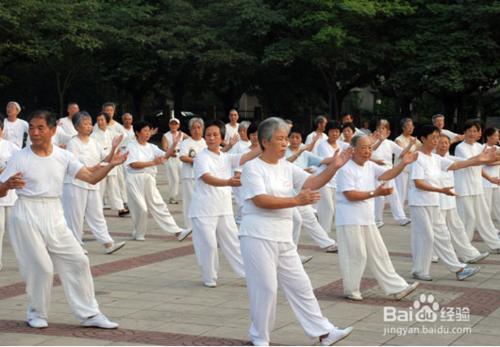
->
[118,209,130,217]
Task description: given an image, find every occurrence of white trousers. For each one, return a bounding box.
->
[0,206,11,267]
[337,225,408,297]
[62,184,113,245]
[126,173,181,239]
[410,206,465,276]
[190,215,245,284]
[484,187,500,222]
[99,175,124,211]
[116,165,128,204]
[164,158,181,200]
[240,237,334,346]
[395,171,409,204]
[374,180,407,223]
[181,179,194,229]
[292,206,336,248]
[456,195,500,249]
[317,186,335,233]
[8,197,100,321]
[440,208,480,262]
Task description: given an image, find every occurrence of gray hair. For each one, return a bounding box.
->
[400,117,413,130]
[7,101,21,112]
[431,113,445,124]
[258,117,289,149]
[189,117,204,130]
[238,121,251,130]
[72,111,92,129]
[351,134,368,147]
[314,115,327,128]
[121,112,133,120]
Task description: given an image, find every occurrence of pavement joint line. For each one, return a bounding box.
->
[0,319,253,346]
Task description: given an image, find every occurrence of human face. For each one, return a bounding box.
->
[169,121,180,132]
[29,117,56,147]
[433,116,445,130]
[377,125,390,138]
[103,106,115,119]
[238,127,249,141]
[403,120,414,135]
[327,128,340,143]
[317,119,326,132]
[288,132,302,149]
[122,114,133,128]
[342,127,354,143]
[436,136,450,156]
[342,115,352,124]
[190,122,203,140]
[486,130,499,146]
[464,125,480,144]
[421,130,440,152]
[262,129,289,159]
[353,136,372,164]
[96,115,107,130]
[6,103,19,118]
[229,111,239,124]
[136,126,151,143]
[76,118,93,136]
[249,132,258,146]
[67,104,79,118]
[204,125,222,151]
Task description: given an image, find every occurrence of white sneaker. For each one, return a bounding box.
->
[300,255,313,264]
[376,221,385,228]
[324,244,338,253]
[431,255,439,263]
[392,282,419,300]
[320,326,354,346]
[345,293,363,301]
[177,228,192,241]
[81,313,118,329]
[398,218,411,226]
[27,317,48,328]
[133,235,145,241]
[105,241,126,255]
[203,282,217,288]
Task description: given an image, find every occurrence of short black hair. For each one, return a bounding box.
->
[28,110,56,128]
[102,102,116,110]
[96,112,111,124]
[416,124,439,141]
[342,122,355,132]
[483,127,499,141]
[324,120,342,134]
[289,126,303,138]
[204,119,226,139]
[134,121,153,135]
[247,122,259,135]
[463,119,481,132]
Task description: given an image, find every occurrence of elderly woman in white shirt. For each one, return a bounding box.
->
[189,120,260,288]
[62,111,126,255]
[125,121,190,241]
[481,127,500,222]
[240,117,354,346]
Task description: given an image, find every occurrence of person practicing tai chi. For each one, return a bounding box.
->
[62,111,126,255]
[408,124,496,282]
[453,120,500,251]
[3,101,29,148]
[239,117,354,346]
[179,117,207,230]
[125,121,191,241]
[394,118,420,204]
[0,118,20,271]
[435,134,489,264]
[0,110,126,329]
[335,134,420,301]
[305,115,328,155]
[189,120,260,288]
[161,117,187,204]
[481,127,500,222]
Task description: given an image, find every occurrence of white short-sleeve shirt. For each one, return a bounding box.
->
[482,145,499,189]
[224,123,239,142]
[372,139,402,167]
[125,141,165,175]
[335,159,386,226]
[0,139,20,206]
[409,152,453,206]
[179,138,207,179]
[91,127,117,176]
[453,142,484,196]
[239,158,309,243]
[58,117,78,137]
[0,146,83,198]
[3,118,29,148]
[438,154,459,210]
[316,140,350,188]
[188,149,241,218]
[305,132,328,155]
[64,137,103,190]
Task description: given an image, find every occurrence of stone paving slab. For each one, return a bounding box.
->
[1,171,500,345]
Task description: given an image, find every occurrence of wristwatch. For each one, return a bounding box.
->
[369,191,375,197]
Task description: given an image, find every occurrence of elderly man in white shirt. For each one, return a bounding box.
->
[4,101,29,148]
[58,102,79,137]
[431,114,464,144]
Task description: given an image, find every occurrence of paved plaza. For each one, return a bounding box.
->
[0,171,500,346]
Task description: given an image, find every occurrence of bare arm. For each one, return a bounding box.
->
[76,150,128,185]
[343,183,393,201]
[0,172,25,197]
[201,173,241,187]
[239,146,262,166]
[448,146,499,171]
[378,151,418,181]
[414,179,457,195]
[302,148,353,190]
[252,189,320,209]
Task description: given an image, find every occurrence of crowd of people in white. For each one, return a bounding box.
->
[0,100,499,346]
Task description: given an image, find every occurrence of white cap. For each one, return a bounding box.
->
[169,117,180,124]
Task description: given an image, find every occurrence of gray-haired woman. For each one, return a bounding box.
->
[239,117,353,346]
[62,111,126,255]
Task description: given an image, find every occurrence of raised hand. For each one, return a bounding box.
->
[409,137,417,146]
[226,176,241,187]
[153,155,167,165]
[111,134,124,149]
[295,188,321,206]
[440,186,458,196]
[5,172,26,190]
[374,182,393,197]
[401,151,418,165]
[229,134,239,147]
[151,127,159,136]
[110,150,129,166]
[477,146,497,164]
[332,147,353,169]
